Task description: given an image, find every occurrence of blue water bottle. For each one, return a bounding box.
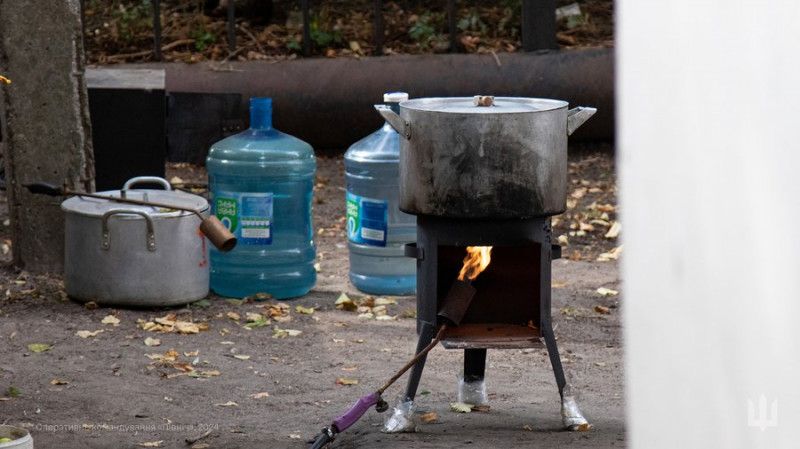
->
[206,97,316,299]
[344,92,416,295]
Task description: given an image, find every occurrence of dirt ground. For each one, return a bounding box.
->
[0,146,623,448]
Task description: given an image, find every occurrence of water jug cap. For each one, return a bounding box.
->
[383,92,409,103]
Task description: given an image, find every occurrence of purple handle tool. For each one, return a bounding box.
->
[331,392,381,433]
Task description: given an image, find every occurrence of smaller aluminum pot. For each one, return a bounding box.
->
[61,177,210,307]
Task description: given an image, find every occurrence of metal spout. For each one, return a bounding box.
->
[199,216,237,252]
[437,279,477,326]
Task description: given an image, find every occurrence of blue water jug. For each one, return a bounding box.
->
[206,97,316,299]
[344,92,416,295]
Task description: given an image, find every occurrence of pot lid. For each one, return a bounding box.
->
[61,188,209,218]
[400,96,568,114]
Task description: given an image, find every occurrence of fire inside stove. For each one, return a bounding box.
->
[437,244,543,348]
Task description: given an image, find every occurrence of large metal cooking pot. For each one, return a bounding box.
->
[61,177,210,306]
[377,96,596,219]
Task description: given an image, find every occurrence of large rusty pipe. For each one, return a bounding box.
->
[137,49,613,150]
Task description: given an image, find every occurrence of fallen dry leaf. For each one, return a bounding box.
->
[75,330,104,339]
[420,412,438,422]
[227,311,241,321]
[28,343,53,353]
[604,221,622,239]
[596,287,618,296]
[596,203,616,213]
[245,312,263,322]
[471,404,491,412]
[450,402,472,413]
[594,305,611,314]
[215,401,238,407]
[175,321,202,334]
[50,379,69,385]
[144,337,161,347]
[295,305,314,315]
[373,297,397,306]
[335,293,357,311]
[101,315,120,326]
[138,441,164,447]
[335,378,359,386]
[233,354,251,360]
[570,187,588,199]
[189,370,220,378]
[249,392,270,399]
[522,425,532,431]
[597,245,623,262]
[84,301,99,310]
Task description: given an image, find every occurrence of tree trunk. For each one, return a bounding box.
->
[0,0,95,273]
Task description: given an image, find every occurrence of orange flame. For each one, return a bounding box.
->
[458,246,493,281]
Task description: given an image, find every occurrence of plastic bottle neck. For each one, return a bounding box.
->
[250,98,273,130]
[385,101,401,115]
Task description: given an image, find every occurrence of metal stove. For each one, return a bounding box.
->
[378,96,596,432]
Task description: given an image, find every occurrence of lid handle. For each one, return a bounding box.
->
[473,96,495,107]
[122,176,172,191]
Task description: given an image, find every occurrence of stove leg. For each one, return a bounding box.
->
[458,348,488,405]
[541,325,592,431]
[383,321,436,433]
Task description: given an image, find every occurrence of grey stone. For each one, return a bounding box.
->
[0,0,94,272]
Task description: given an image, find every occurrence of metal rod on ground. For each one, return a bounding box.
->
[80,0,87,61]
[377,324,447,395]
[301,0,310,57]
[373,0,383,56]
[447,0,457,53]
[153,0,162,61]
[226,0,235,54]
[521,0,557,51]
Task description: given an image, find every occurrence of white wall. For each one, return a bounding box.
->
[619,1,800,448]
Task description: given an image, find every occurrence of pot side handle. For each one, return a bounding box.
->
[102,209,157,252]
[374,105,411,140]
[567,107,597,136]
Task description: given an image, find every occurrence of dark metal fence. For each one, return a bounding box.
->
[87,0,557,61]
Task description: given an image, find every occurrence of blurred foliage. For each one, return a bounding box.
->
[112,0,153,44]
[81,0,613,63]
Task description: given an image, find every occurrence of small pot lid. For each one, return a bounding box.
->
[400,96,568,114]
[61,187,209,218]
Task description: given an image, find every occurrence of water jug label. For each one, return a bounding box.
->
[213,191,273,245]
[347,192,388,247]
